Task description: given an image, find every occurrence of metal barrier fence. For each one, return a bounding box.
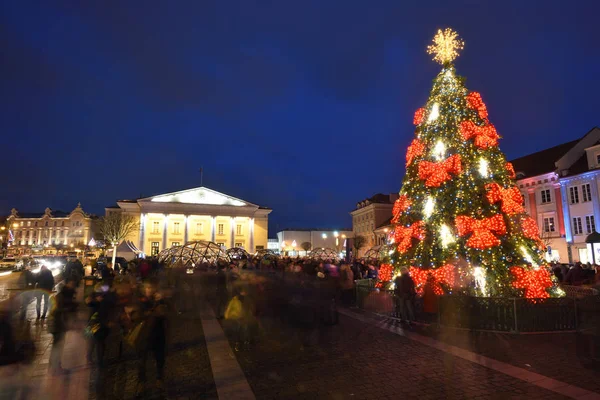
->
[355,284,598,333]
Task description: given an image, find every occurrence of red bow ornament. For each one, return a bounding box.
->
[418,154,462,187]
[485,183,525,215]
[460,121,500,149]
[505,162,516,179]
[521,217,545,249]
[466,92,488,120]
[395,221,425,254]
[392,195,412,223]
[409,264,455,295]
[413,108,426,125]
[406,139,425,167]
[455,214,506,249]
[510,266,553,299]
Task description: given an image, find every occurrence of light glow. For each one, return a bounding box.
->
[520,245,539,267]
[427,103,440,123]
[432,140,446,161]
[423,197,435,219]
[478,158,489,178]
[439,224,455,248]
[427,28,464,65]
[472,266,487,296]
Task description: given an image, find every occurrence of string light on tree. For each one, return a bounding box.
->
[390,28,557,299]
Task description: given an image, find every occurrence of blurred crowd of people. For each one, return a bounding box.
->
[551,261,600,287]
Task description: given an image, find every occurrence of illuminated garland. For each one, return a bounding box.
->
[395,221,425,254]
[521,217,545,249]
[505,162,516,179]
[485,183,525,214]
[459,121,499,149]
[409,264,455,295]
[413,108,426,125]
[406,139,425,166]
[455,214,506,249]
[418,154,462,187]
[510,266,553,299]
[392,195,412,223]
[466,92,488,120]
[379,263,393,282]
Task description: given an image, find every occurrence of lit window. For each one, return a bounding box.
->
[217,242,225,248]
[543,217,555,233]
[235,242,243,248]
[173,222,180,234]
[236,224,242,235]
[585,215,595,234]
[152,221,160,234]
[196,223,203,235]
[172,242,180,247]
[27,221,31,227]
[540,189,551,204]
[573,217,583,235]
[151,242,160,256]
[582,184,592,202]
[218,224,224,235]
[569,186,579,204]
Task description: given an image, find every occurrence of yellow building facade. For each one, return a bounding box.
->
[107,187,271,256]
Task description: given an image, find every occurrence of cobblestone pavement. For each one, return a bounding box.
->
[407,322,600,395]
[88,276,217,400]
[218,306,571,399]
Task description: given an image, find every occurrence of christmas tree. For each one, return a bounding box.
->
[391,29,556,298]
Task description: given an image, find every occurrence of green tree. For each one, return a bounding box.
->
[391,29,554,298]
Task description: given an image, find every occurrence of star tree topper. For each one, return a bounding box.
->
[427,28,464,65]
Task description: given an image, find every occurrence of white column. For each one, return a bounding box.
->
[184,215,189,244]
[37,229,42,245]
[249,217,255,253]
[211,216,216,242]
[230,217,235,248]
[139,213,146,254]
[162,214,168,250]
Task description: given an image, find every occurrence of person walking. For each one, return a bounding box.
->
[395,267,416,324]
[339,264,354,307]
[18,266,36,321]
[48,278,78,375]
[85,283,114,368]
[215,265,228,319]
[35,264,55,320]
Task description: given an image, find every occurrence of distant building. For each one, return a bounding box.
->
[512,126,600,263]
[107,186,271,258]
[276,229,353,257]
[6,203,98,253]
[350,193,399,258]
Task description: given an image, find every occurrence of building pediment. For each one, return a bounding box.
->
[142,186,256,207]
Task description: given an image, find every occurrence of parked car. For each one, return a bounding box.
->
[96,256,128,273]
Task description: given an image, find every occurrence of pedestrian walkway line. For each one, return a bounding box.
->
[200,306,255,400]
[339,308,600,400]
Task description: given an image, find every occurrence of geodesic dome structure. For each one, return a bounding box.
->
[308,247,339,261]
[362,245,394,265]
[158,240,230,267]
[226,247,249,261]
[255,249,276,257]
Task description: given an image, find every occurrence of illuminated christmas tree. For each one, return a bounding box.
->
[392,29,556,298]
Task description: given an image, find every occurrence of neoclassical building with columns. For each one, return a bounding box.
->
[107,187,271,257]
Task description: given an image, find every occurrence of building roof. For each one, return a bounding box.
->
[366,193,394,204]
[12,210,70,218]
[510,139,579,178]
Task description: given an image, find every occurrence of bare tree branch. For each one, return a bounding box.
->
[98,213,138,246]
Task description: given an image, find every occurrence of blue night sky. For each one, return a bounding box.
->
[2,1,599,235]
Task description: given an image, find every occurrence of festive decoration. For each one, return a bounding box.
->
[418,154,462,187]
[423,197,435,219]
[459,121,500,149]
[478,158,489,178]
[379,263,394,282]
[394,221,425,254]
[439,224,455,248]
[432,140,446,161]
[427,28,464,65]
[406,139,426,167]
[505,162,516,179]
[390,29,556,298]
[455,214,506,249]
[466,92,488,120]
[510,266,553,299]
[392,195,412,223]
[409,264,455,295]
[485,183,525,214]
[413,108,426,125]
[427,103,440,123]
